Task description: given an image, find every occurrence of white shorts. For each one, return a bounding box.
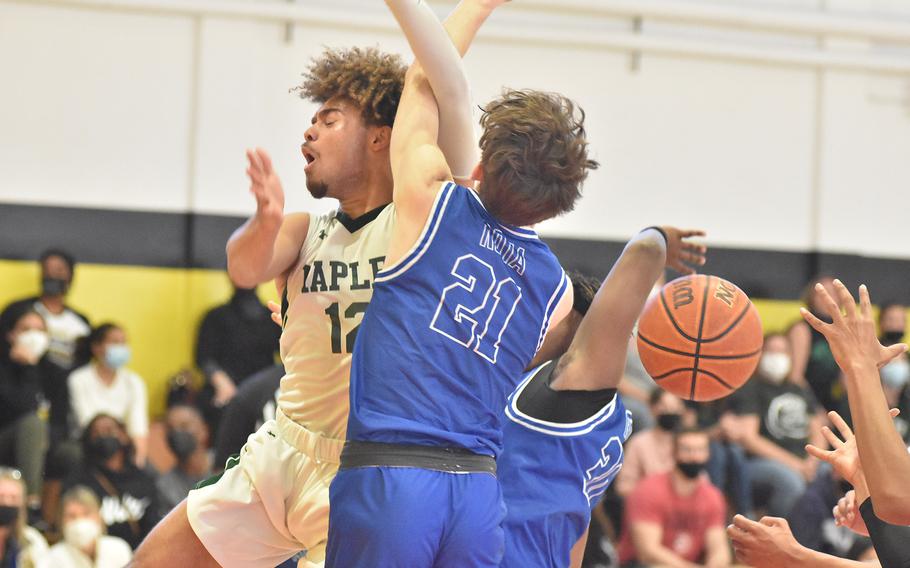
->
[187,410,343,568]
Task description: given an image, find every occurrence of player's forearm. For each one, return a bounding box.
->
[226,215,281,287]
[801,548,877,567]
[555,229,666,391]
[845,361,910,524]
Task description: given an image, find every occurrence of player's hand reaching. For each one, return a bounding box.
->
[834,489,870,537]
[660,227,707,275]
[727,516,805,567]
[805,408,900,486]
[801,280,909,374]
[246,148,285,226]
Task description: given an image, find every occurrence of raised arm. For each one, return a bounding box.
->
[226,149,310,287]
[801,281,910,524]
[551,227,706,392]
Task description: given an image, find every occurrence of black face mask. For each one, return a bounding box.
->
[656,413,682,432]
[87,435,122,462]
[882,331,906,346]
[677,461,706,479]
[41,277,68,297]
[167,430,198,461]
[0,506,18,527]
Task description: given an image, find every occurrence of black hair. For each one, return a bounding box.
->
[39,248,76,277]
[73,322,121,368]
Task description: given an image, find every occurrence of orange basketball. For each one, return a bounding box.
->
[636,274,763,401]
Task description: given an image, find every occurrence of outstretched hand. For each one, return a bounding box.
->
[727,515,804,567]
[805,408,900,486]
[247,148,285,225]
[800,280,908,373]
[660,227,707,275]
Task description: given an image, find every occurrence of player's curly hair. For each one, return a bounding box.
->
[478,89,599,226]
[295,46,406,128]
[567,271,601,317]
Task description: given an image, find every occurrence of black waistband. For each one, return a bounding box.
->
[339,441,497,475]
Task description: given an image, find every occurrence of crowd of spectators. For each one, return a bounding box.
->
[1,249,906,568]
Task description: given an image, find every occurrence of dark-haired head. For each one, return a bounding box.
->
[476,89,599,227]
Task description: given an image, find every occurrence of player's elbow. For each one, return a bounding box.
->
[225,251,263,289]
[628,236,667,263]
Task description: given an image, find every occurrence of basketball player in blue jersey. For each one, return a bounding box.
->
[499,226,707,568]
[131,2,516,566]
[325,1,597,566]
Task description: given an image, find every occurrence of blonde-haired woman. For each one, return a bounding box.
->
[47,486,131,568]
[0,468,48,568]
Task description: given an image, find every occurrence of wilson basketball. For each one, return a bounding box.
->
[636,274,763,401]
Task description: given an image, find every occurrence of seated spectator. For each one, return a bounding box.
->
[786,466,874,561]
[878,302,907,346]
[615,389,685,497]
[880,352,910,442]
[729,332,825,517]
[195,283,281,434]
[213,364,283,471]
[48,485,132,568]
[63,414,160,549]
[157,405,212,513]
[0,468,48,567]
[617,427,730,567]
[69,323,149,466]
[0,307,56,514]
[0,248,90,371]
[787,276,845,416]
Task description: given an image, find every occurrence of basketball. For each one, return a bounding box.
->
[636,274,763,401]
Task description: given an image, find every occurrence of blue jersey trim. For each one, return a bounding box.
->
[535,271,570,352]
[375,182,456,283]
[464,188,540,240]
[504,364,619,437]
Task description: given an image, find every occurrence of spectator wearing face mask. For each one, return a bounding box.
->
[0,307,60,513]
[725,333,826,517]
[63,414,160,549]
[0,248,91,371]
[69,323,149,467]
[48,485,132,568]
[878,302,907,347]
[195,283,281,434]
[879,352,910,443]
[0,468,48,568]
[156,405,212,514]
[615,389,686,497]
[617,427,730,568]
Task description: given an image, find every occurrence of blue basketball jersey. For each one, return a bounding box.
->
[346,182,569,457]
[499,361,633,568]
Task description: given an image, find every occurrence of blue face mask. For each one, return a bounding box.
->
[104,344,131,369]
[881,358,910,390]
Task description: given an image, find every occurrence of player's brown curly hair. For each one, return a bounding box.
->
[567,271,601,316]
[478,89,599,226]
[296,46,406,128]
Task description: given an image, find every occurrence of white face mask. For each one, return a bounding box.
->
[63,517,101,550]
[759,352,791,384]
[15,330,50,360]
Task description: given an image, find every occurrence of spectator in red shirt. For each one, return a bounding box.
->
[618,427,731,568]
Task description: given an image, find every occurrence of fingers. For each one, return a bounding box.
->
[800,308,828,334]
[817,283,845,326]
[680,229,707,238]
[732,514,760,532]
[256,148,274,176]
[680,251,706,266]
[760,516,785,528]
[270,312,282,326]
[832,279,857,320]
[828,410,854,441]
[881,343,910,367]
[892,408,902,418]
[266,300,281,316]
[820,426,844,449]
[859,284,872,320]
[805,443,833,462]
